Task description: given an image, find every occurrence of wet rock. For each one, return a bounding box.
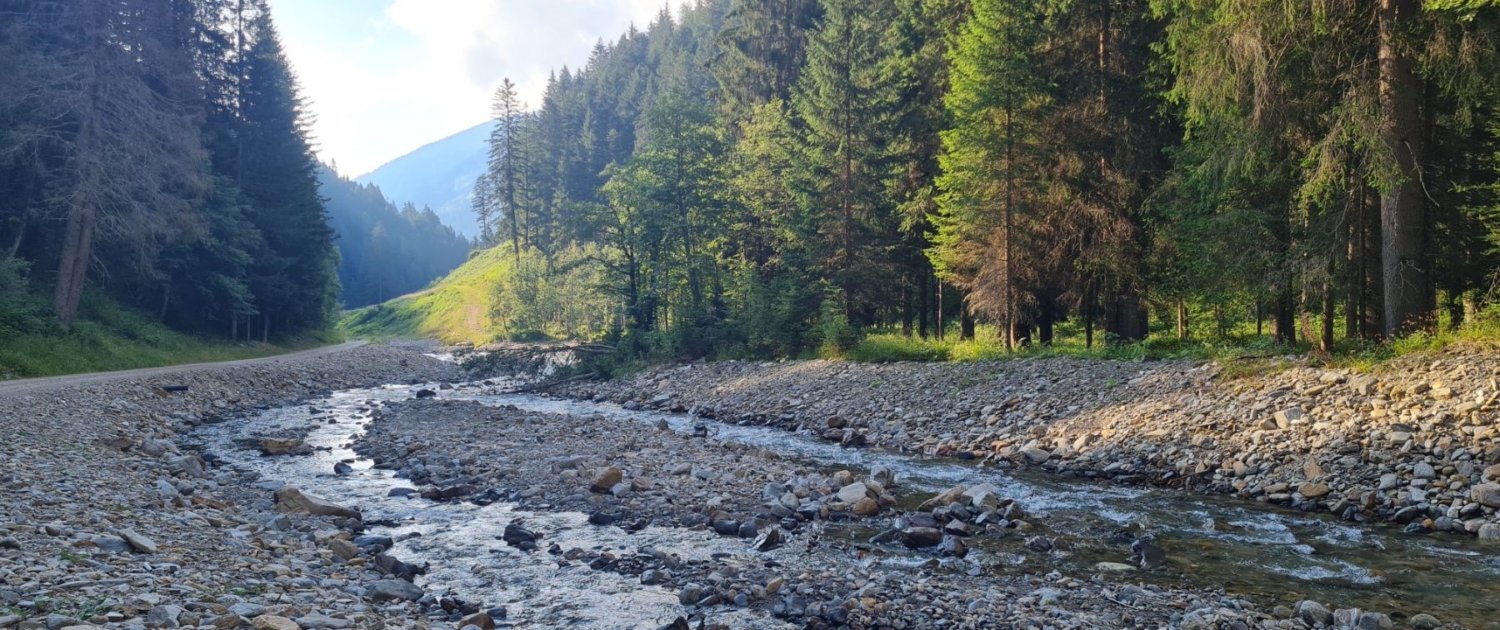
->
[333,462,353,475]
[1410,614,1441,630]
[502,523,537,545]
[1131,538,1166,569]
[369,579,423,602]
[752,527,783,552]
[458,612,495,630]
[414,389,437,399]
[258,438,305,456]
[917,485,967,511]
[712,520,740,536]
[274,487,361,519]
[1477,523,1500,543]
[900,527,943,549]
[870,465,896,487]
[1296,601,1333,626]
[1025,536,1054,553]
[852,497,880,516]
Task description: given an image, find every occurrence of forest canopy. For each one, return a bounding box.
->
[0,0,468,342]
[467,0,1500,358]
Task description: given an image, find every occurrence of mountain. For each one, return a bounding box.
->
[321,167,472,308]
[356,121,496,238]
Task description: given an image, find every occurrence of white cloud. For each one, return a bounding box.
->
[276,0,671,177]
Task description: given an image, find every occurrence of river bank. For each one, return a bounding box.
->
[345,394,1343,630]
[0,341,463,630]
[3,340,1494,629]
[559,348,1500,543]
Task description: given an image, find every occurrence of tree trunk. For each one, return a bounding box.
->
[1321,275,1335,353]
[1379,0,1429,337]
[936,281,945,342]
[1037,293,1055,347]
[1271,291,1295,345]
[918,270,930,339]
[960,301,976,341]
[53,0,105,327]
[1175,298,1188,340]
[901,278,913,337]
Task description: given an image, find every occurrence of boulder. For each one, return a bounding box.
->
[917,485,967,512]
[369,579,423,602]
[258,438,305,456]
[251,616,301,630]
[590,467,623,493]
[1296,601,1333,626]
[273,487,361,520]
[900,527,943,549]
[836,482,870,504]
[1298,483,1331,499]
[1473,484,1500,508]
[118,529,157,554]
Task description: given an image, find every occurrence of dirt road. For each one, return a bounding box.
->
[0,339,368,397]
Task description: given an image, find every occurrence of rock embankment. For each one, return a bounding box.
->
[0,342,463,630]
[563,346,1500,541]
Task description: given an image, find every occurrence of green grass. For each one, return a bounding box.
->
[0,292,339,380]
[340,246,513,345]
[829,309,1500,372]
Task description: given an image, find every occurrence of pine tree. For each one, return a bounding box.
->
[489,78,525,262]
[791,0,899,323]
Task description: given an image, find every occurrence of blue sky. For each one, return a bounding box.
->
[265,0,667,177]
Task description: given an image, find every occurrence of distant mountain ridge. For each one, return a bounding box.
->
[356,121,495,238]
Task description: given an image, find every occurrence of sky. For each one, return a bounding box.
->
[265,0,668,178]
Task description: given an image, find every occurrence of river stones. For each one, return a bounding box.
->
[590,467,623,493]
[917,485,967,511]
[118,529,157,554]
[250,615,300,630]
[369,579,423,602]
[258,437,305,456]
[836,482,870,504]
[900,527,943,549]
[1472,484,1500,508]
[1298,483,1331,499]
[273,487,361,519]
[1296,601,1334,626]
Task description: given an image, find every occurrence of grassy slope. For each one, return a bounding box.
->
[340,246,510,345]
[0,293,338,379]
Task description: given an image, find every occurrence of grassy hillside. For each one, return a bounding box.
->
[340,246,511,345]
[0,290,338,379]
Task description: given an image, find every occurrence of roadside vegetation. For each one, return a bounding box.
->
[0,277,337,379]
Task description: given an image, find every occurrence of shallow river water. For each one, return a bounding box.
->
[194,380,1500,629]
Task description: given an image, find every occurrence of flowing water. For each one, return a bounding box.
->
[194,380,1500,629]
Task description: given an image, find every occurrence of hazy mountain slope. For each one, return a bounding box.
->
[356,121,495,237]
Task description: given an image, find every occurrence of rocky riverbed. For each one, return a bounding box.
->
[560,347,1500,544]
[5,341,1498,629]
[343,395,1328,630]
[0,342,463,630]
